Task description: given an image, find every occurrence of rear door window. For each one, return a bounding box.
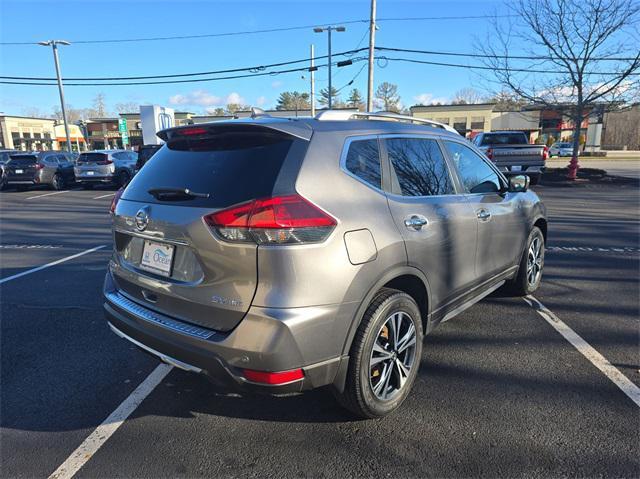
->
[122,130,298,208]
[480,133,528,145]
[385,137,454,196]
[78,153,108,164]
[344,138,381,189]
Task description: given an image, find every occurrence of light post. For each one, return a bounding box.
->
[313,25,345,109]
[38,40,72,153]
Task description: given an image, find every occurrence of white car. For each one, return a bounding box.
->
[549,142,576,157]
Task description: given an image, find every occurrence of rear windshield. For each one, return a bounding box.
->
[122,131,297,208]
[8,155,37,166]
[480,133,528,145]
[78,153,108,163]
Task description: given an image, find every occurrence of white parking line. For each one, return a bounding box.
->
[524,295,640,407]
[0,245,106,284]
[48,364,173,479]
[93,193,115,200]
[25,190,70,200]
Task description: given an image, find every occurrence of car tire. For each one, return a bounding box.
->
[51,174,64,191]
[505,226,545,296]
[335,288,423,418]
[117,171,130,188]
[82,183,93,190]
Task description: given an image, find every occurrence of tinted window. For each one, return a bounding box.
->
[122,131,296,208]
[386,138,454,196]
[443,141,502,194]
[344,139,381,189]
[480,133,528,145]
[78,153,108,164]
[8,155,37,166]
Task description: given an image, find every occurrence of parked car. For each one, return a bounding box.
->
[104,112,547,418]
[549,142,577,157]
[135,144,162,172]
[1,151,76,191]
[472,131,548,185]
[0,149,18,166]
[74,150,138,189]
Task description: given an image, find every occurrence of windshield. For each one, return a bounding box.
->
[8,155,37,166]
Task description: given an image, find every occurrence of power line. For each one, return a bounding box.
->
[379,56,640,75]
[0,48,367,81]
[0,15,517,46]
[377,46,640,62]
[0,58,369,87]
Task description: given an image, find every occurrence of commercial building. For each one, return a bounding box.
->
[0,115,57,150]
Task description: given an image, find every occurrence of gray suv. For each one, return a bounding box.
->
[1,151,75,190]
[75,150,138,189]
[104,112,547,418]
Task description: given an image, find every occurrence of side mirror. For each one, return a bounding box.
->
[508,174,530,193]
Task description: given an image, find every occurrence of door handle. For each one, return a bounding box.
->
[477,209,491,221]
[404,215,428,231]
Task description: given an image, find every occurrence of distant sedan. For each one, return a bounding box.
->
[549,142,577,157]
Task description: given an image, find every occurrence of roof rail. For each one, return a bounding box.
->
[314,110,459,134]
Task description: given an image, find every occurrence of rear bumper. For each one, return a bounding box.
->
[103,269,343,394]
[77,175,114,184]
[499,165,545,176]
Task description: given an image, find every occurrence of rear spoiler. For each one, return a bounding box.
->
[158,119,313,143]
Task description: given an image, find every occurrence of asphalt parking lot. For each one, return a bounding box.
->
[1,170,639,478]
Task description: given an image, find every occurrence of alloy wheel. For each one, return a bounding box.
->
[369,311,417,401]
[527,236,543,286]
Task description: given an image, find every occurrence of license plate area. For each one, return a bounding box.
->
[139,240,175,277]
[15,169,23,174]
[86,171,95,176]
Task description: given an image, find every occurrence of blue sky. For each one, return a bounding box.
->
[0,0,509,116]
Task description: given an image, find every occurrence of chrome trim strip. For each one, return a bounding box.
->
[114,228,190,246]
[106,291,216,340]
[108,322,203,373]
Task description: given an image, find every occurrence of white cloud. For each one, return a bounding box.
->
[169,89,222,107]
[225,92,246,105]
[414,93,449,105]
[271,80,283,89]
[256,96,267,107]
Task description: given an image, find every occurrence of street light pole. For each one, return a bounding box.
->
[39,40,72,153]
[314,26,345,110]
[310,44,316,116]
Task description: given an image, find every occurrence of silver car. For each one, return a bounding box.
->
[549,142,576,157]
[75,150,137,189]
[104,112,547,418]
[2,151,75,191]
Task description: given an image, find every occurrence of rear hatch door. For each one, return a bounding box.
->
[112,123,309,332]
[6,155,38,181]
[75,152,112,177]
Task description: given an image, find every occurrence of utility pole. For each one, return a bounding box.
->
[310,44,316,116]
[314,25,345,110]
[39,40,72,153]
[367,0,377,112]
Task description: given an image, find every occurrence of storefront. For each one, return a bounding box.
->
[0,115,57,150]
[54,124,87,152]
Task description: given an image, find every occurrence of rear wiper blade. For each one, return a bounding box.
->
[147,187,210,200]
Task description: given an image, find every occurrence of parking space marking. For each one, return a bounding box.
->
[93,193,115,200]
[25,190,70,200]
[524,295,640,407]
[48,364,172,479]
[0,245,106,284]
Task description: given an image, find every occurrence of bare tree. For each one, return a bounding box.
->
[481,0,640,179]
[115,102,140,114]
[451,87,488,105]
[375,82,401,112]
[92,93,108,117]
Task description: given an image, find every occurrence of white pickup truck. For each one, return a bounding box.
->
[472,131,548,185]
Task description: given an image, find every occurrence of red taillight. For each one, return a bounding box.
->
[204,194,336,245]
[542,146,549,161]
[243,368,304,385]
[486,148,493,160]
[110,187,124,214]
[178,127,208,136]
